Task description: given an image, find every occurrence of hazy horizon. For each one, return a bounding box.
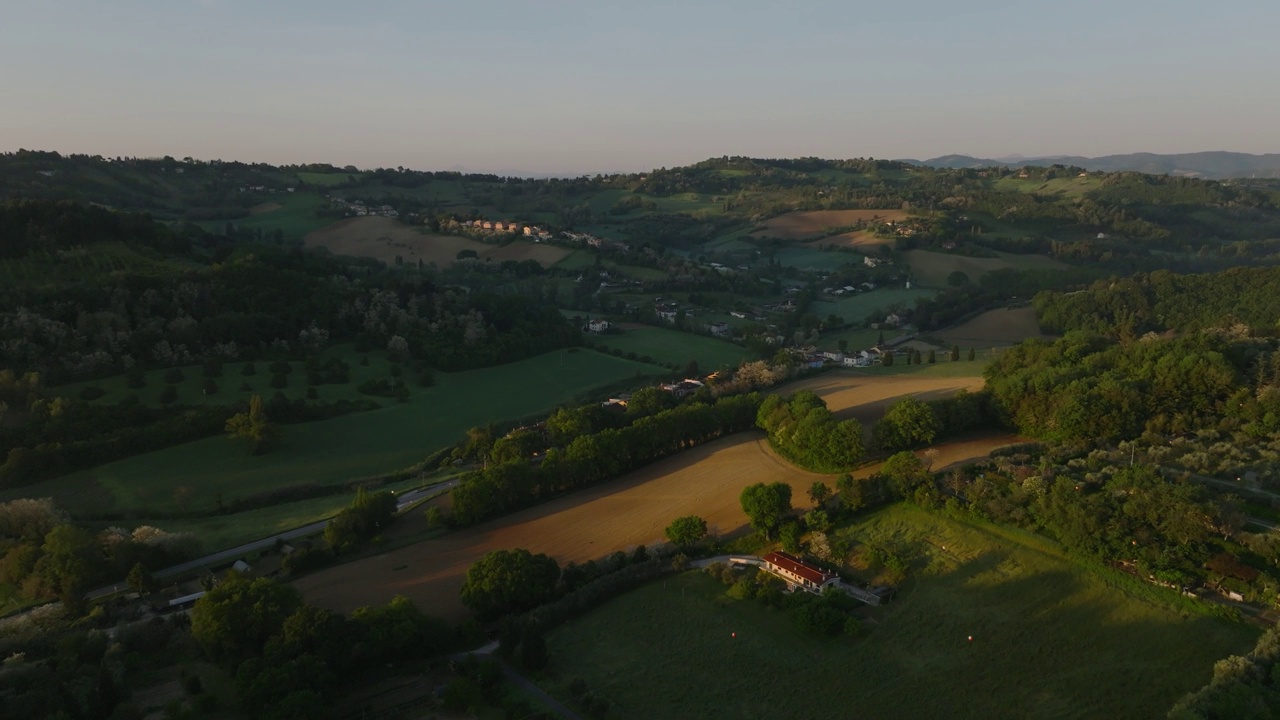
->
[3,0,1278,175]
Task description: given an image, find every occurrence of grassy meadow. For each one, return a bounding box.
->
[546,505,1256,720]
[811,286,936,322]
[23,349,665,517]
[197,192,331,239]
[590,327,755,370]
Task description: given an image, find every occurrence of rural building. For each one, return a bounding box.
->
[708,322,731,338]
[660,379,704,399]
[884,313,904,328]
[761,551,839,594]
[585,319,611,334]
[822,351,844,362]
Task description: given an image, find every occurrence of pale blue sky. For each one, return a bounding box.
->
[1,0,1276,174]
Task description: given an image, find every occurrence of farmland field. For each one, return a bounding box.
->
[545,504,1256,720]
[591,326,755,370]
[810,287,936,322]
[296,171,362,187]
[779,369,984,424]
[303,217,570,267]
[751,209,909,239]
[198,192,330,239]
[772,246,861,271]
[935,306,1053,348]
[906,249,1067,288]
[295,370,995,618]
[13,349,663,517]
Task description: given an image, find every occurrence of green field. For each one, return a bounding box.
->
[547,505,1256,720]
[811,287,936,322]
[591,326,754,370]
[19,349,665,517]
[773,246,861,271]
[147,474,436,552]
[198,192,330,239]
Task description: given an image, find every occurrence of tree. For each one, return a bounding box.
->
[740,482,793,539]
[950,344,961,362]
[225,395,280,454]
[779,521,804,553]
[927,350,936,364]
[38,524,101,612]
[947,271,970,287]
[881,351,894,367]
[190,574,302,664]
[460,548,561,619]
[126,562,155,594]
[808,481,831,507]
[968,347,976,361]
[664,515,708,550]
[627,387,674,417]
[874,397,939,451]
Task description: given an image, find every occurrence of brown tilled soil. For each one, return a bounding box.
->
[751,210,909,240]
[294,371,994,620]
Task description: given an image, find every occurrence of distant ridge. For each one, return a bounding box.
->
[900,151,1280,180]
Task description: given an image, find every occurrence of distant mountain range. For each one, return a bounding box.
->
[900,151,1280,180]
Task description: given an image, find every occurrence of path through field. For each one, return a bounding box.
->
[296,369,996,618]
[303,217,569,267]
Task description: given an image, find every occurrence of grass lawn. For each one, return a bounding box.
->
[815,327,881,354]
[22,349,665,517]
[590,327,755,370]
[546,505,1257,720]
[811,287,936,322]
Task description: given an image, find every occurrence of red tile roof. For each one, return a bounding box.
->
[762,551,837,585]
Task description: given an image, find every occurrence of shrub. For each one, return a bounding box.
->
[201,378,219,395]
[270,373,288,389]
[159,385,178,405]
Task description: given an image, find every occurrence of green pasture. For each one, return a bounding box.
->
[811,287,936,322]
[589,326,754,370]
[859,356,992,378]
[547,505,1256,720]
[25,349,665,517]
[816,327,881,353]
[772,246,861,272]
[992,174,1098,198]
[198,192,330,239]
[141,474,438,553]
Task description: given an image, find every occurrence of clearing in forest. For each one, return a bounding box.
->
[303,217,570,267]
[905,249,1066,288]
[751,210,909,240]
[936,306,1052,348]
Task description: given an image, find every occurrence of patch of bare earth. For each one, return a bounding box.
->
[302,217,570,267]
[751,209,909,240]
[294,371,996,620]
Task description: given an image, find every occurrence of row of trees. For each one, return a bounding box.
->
[450,393,764,525]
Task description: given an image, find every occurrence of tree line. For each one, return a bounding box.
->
[450,393,763,526]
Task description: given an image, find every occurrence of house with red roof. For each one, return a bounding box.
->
[761,551,839,594]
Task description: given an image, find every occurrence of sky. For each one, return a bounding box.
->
[2,0,1278,174]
